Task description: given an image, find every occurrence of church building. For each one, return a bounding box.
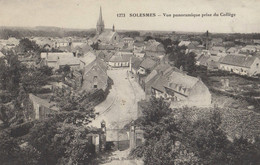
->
[95,7,119,44]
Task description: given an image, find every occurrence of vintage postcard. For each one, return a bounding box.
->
[0,0,259,164]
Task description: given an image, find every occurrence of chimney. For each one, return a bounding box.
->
[112,24,115,32]
[206,30,209,50]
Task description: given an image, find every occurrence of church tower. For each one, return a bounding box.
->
[96,7,105,35]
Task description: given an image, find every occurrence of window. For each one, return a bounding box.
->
[93,76,98,88]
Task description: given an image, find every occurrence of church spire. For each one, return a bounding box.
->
[98,6,103,24]
[96,6,104,34]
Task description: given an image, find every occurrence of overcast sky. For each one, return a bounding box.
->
[0,0,259,33]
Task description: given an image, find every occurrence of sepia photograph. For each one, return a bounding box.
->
[0,0,260,164]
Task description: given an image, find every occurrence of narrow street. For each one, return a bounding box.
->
[89,68,145,129]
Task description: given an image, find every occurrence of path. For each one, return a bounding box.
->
[89,68,145,129]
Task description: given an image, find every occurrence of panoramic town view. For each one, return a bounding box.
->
[0,0,260,165]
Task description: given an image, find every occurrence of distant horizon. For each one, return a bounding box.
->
[1,25,260,35]
[0,0,259,34]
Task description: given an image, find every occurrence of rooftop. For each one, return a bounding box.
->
[219,54,257,68]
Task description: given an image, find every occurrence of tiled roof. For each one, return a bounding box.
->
[153,63,171,72]
[72,43,93,53]
[131,57,142,70]
[219,54,257,68]
[197,55,210,66]
[145,41,165,52]
[151,75,168,93]
[178,41,191,47]
[83,57,107,75]
[145,70,158,83]
[210,55,221,62]
[211,46,226,52]
[123,37,134,41]
[79,52,97,65]
[97,31,117,43]
[41,52,74,62]
[140,58,157,70]
[227,47,239,53]
[109,52,132,62]
[167,71,199,89]
[58,57,80,66]
[150,66,180,92]
[104,53,113,62]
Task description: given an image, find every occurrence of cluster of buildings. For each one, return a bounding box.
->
[193,44,260,76]
[0,37,20,50]
[131,59,211,108]
[2,7,260,120]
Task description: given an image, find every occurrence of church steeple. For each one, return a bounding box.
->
[96,6,105,35]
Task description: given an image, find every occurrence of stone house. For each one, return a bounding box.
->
[108,52,132,67]
[81,57,108,91]
[145,40,165,59]
[137,58,157,75]
[40,52,80,70]
[150,71,211,107]
[219,54,260,76]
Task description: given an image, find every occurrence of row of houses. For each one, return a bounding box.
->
[0,37,20,50]
[131,57,212,108]
[40,51,108,91]
[197,53,260,76]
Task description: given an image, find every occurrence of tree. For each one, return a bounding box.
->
[168,46,196,75]
[91,42,99,50]
[185,110,230,164]
[144,36,153,41]
[0,53,22,95]
[0,130,40,165]
[17,38,40,54]
[26,113,98,165]
[21,67,50,93]
[185,52,197,75]
[134,98,199,165]
[226,137,260,165]
[132,98,260,164]
[38,66,53,76]
[140,96,171,127]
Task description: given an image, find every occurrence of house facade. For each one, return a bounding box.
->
[137,58,157,75]
[145,40,165,59]
[150,71,212,107]
[108,52,132,67]
[81,57,108,91]
[41,52,80,70]
[219,54,260,76]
